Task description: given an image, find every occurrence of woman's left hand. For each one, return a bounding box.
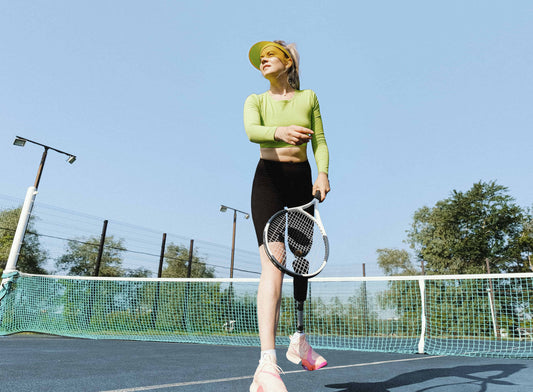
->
[313,172,330,202]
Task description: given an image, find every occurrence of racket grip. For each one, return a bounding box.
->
[314,190,321,200]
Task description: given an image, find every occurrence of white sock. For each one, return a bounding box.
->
[260,349,277,363]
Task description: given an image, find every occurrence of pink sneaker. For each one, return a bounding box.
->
[286,333,327,371]
[249,354,288,392]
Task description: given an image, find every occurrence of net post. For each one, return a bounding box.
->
[485,259,500,338]
[4,186,38,273]
[417,276,426,354]
[307,280,312,330]
[362,263,369,335]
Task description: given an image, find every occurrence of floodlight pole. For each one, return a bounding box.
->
[229,210,237,278]
[3,136,76,274]
[220,205,249,278]
[34,147,49,190]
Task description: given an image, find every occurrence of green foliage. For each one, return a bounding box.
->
[407,181,527,274]
[377,280,421,336]
[425,280,493,337]
[162,243,214,278]
[0,207,47,274]
[55,235,143,277]
[152,281,225,332]
[516,207,533,272]
[124,267,153,278]
[377,248,419,276]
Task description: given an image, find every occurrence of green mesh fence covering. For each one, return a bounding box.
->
[1,272,532,358]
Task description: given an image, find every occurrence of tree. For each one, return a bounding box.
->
[376,249,421,336]
[55,235,133,277]
[516,207,533,272]
[162,243,215,278]
[406,181,526,274]
[376,248,419,276]
[124,267,152,277]
[0,207,47,274]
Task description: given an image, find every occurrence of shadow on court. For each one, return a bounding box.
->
[325,363,527,392]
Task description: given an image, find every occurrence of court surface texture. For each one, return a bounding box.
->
[1,334,532,392]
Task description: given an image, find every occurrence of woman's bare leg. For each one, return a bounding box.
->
[257,245,284,351]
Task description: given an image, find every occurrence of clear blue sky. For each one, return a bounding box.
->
[1,1,532,277]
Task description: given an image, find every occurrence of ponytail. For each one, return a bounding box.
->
[274,40,300,90]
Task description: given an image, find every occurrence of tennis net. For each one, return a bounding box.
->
[1,272,532,358]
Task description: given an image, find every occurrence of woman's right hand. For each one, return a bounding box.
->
[274,125,313,145]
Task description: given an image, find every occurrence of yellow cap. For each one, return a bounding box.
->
[248,41,291,70]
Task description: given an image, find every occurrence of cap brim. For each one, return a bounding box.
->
[248,41,290,70]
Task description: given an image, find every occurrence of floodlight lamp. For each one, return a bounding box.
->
[13,137,26,147]
[244,214,250,219]
[220,205,227,213]
[67,155,76,164]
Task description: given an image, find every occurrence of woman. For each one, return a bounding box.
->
[244,40,330,392]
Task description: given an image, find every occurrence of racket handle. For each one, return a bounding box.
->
[314,190,321,200]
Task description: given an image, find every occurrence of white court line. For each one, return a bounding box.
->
[99,355,443,392]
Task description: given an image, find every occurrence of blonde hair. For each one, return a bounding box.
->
[274,40,300,90]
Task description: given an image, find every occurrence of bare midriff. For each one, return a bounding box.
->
[260,145,308,163]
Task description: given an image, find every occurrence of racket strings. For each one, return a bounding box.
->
[292,257,310,275]
[265,209,326,276]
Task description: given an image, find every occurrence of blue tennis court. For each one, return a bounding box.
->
[1,334,532,392]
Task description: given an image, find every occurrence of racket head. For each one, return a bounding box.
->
[263,202,329,278]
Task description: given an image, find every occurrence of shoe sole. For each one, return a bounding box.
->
[287,348,328,371]
[301,359,328,371]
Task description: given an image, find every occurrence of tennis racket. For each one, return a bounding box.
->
[263,191,329,333]
[263,191,329,278]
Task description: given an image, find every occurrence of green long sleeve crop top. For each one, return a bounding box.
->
[243,89,329,174]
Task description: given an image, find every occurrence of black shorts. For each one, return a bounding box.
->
[251,159,313,246]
